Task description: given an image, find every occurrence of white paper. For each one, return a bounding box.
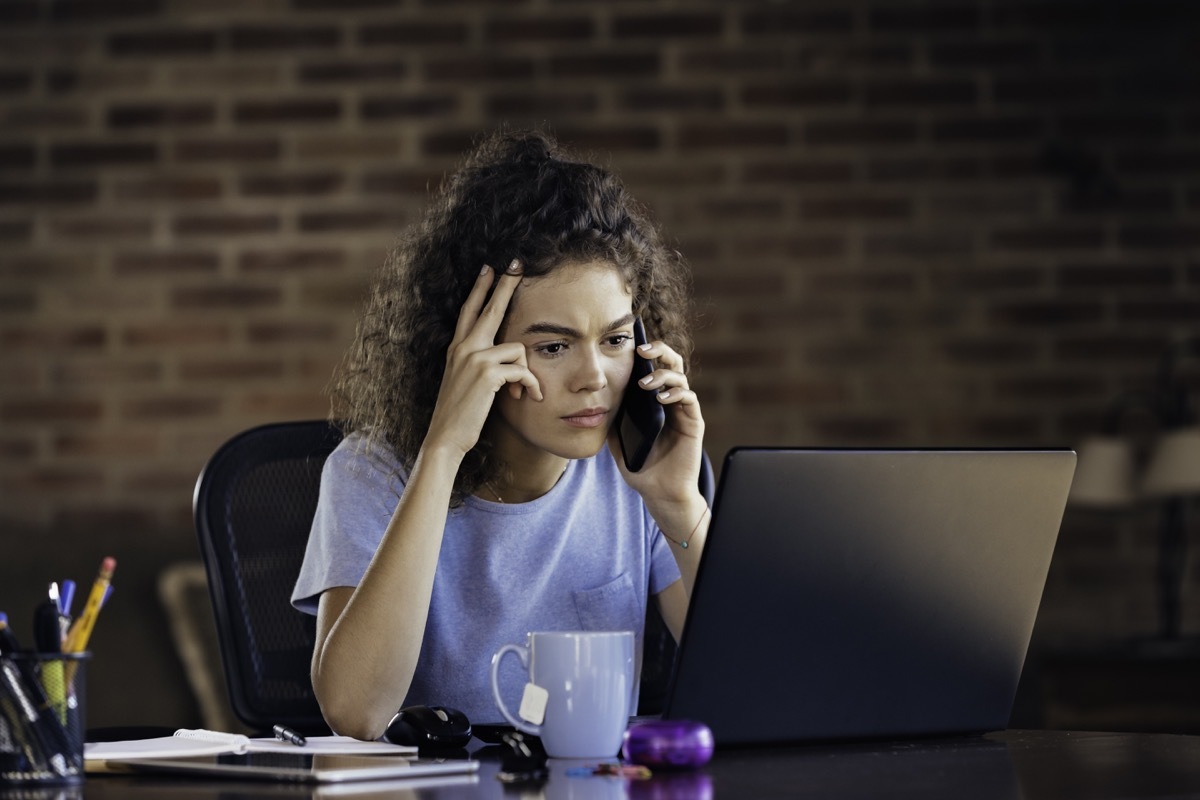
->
[85,732,417,763]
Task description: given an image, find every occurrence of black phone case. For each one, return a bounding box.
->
[616,318,666,472]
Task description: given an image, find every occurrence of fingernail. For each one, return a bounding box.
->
[481,264,491,275]
[506,259,522,274]
[638,343,653,352]
[657,390,671,400]
[639,374,653,386]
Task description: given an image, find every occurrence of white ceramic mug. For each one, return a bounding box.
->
[490,630,634,759]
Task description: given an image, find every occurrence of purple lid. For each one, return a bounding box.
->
[622,720,714,769]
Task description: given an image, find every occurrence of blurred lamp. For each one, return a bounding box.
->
[1070,338,1200,641]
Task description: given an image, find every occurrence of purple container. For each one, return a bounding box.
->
[622,720,714,769]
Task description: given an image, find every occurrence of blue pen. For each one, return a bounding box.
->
[60,580,76,616]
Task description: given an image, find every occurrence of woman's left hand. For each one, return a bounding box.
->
[608,337,705,512]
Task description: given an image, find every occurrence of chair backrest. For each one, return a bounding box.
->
[194,420,715,729]
[194,420,342,733]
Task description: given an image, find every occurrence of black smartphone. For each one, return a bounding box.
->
[616,318,666,472]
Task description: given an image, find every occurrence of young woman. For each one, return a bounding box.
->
[291,130,709,739]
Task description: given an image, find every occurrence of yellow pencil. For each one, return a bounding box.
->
[64,557,115,684]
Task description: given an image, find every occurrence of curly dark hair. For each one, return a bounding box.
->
[330,128,695,504]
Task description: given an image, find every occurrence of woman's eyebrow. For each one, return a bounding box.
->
[521,313,636,338]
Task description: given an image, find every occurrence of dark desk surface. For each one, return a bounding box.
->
[23,730,1200,800]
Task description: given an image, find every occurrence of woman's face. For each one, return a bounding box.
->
[487,260,636,466]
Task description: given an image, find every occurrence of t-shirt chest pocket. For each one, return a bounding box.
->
[572,571,641,633]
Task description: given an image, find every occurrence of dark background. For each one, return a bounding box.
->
[1,0,1198,730]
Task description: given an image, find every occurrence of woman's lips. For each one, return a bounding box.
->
[562,408,609,428]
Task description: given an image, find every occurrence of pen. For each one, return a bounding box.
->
[273,724,307,747]
[60,580,76,616]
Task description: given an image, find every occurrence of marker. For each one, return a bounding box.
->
[272,724,307,747]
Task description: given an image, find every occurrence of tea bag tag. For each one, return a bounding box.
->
[519,682,549,725]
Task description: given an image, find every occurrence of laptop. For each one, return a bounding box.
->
[662,447,1076,745]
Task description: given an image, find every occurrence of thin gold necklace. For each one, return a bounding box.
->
[484,480,505,504]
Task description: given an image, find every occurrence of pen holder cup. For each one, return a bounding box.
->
[0,652,88,785]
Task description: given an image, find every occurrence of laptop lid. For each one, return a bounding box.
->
[664,447,1076,745]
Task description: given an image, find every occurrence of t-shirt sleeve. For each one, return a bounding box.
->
[647,508,683,595]
[290,438,404,615]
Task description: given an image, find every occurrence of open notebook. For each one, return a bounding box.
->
[85,728,415,765]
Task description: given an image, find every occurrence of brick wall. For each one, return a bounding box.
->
[2,0,1198,727]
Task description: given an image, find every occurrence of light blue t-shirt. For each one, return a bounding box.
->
[291,434,681,723]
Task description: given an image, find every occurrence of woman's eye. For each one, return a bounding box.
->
[606,334,633,348]
[536,342,566,356]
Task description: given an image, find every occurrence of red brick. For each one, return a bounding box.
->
[1055,337,1164,361]
[612,13,722,38]
[1,326,105,350]
[0,253,97,280]
[175,138,281,162]
[804,340,903,366]
[12,468,104,492]
[677,48,788,74]
[742,82,853,108]
[112,176,223,202]
[294,0,397,8]
[238,248,344,272]
[122,323,231,347]
[296,135,400,160]
[944,338,1038,364]
[51,360,162,385]
[360,94,458,120]
[359,21,469,47]
[485,16,595,42]
[991,226,1105,250]
[0,144,36,169]
[45,0,159,22]
[694,347,786,370]
[736,380,849,405]
[179,359,286,382]
[865,232,973,258]
[299,60,408,84]
[2,399,102,422]
[740,8,855,34]
[109,30,218,56]
[240,172,343,197]
[239,392,329,417]
[50,216,153,239]
[49,141,157,167]
[744,159,854,184]
[486,92,599,116]
[734,303,850,331]
[989,301,1104,326]
[107,103,215,128]
[54,432,159,458]
[678,123,788,150]
[5,106,90,129]
[996,376,1107,400]
[549,53,660,79]
[122,396,221,420]
[805,119,917,146]
[801,195,911,220]
[171,285,282,309]
[113,251,219,275]
[0,291,35,312]
[0,436,37,460]
[692,274,786,298]
[234,99,341,124]
[298,209,401,232]
[424,57,536,82]
[930,266,1043,292]
[172,213,280,236]
[1060,114,1168,140]
[361,169,445,195]
[868,5,979,31]
[1115,150,1200,175]
[620,88,724,113]
[994,78,1105,104]
[693,197,783,222]
[929,41,1041,68]
[1117,300,1200,323]
[932,117,1042,142]
[864,80,976,107]
[248,322,338,343]
[229,25,340,51]
[735,234,847,260]
[0,181,96,204]
[809,416,909,442]
[1057,263,1174,289]
[1119,226,1200,249]
[553,126,663,152]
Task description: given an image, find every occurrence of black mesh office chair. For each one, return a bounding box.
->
[194,420,715,732]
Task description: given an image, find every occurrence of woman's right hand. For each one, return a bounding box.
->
[424,259,542,460]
